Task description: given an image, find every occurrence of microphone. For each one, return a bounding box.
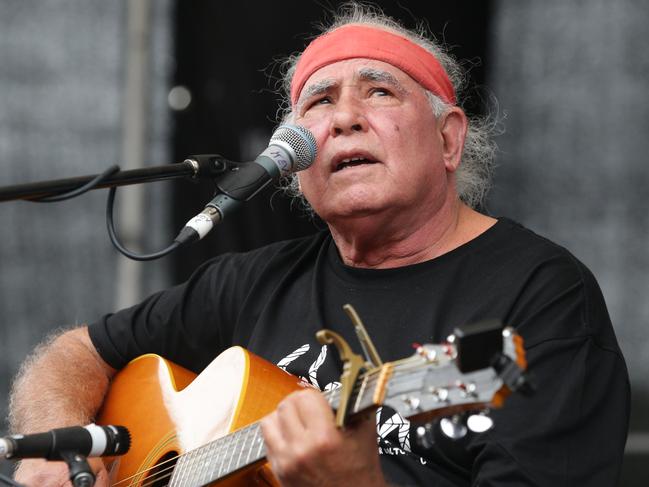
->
[176,124,317,244]
[0,424,131,461]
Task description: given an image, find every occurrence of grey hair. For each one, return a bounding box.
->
[277,1,498,210]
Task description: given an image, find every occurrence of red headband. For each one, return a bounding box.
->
[291,24,456,107]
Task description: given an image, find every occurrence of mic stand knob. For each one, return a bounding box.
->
[61,451,95,487]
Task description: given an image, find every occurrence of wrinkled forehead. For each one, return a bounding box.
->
[298,60,409,102]
[290,24,456,107]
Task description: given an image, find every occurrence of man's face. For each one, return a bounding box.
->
[294,58,457,226]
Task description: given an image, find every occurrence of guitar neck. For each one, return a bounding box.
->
[169,370,383,485]
[163,333,517,485]
[170,421,266,486]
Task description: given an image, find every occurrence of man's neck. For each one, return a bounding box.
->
[328,203,497,269]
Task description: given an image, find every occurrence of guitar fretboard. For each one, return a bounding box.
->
[168,368,385,486]
[170,421,265,486]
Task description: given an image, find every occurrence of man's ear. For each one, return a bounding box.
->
[439,107,468,173]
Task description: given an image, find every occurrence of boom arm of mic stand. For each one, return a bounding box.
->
[0,155,231,203]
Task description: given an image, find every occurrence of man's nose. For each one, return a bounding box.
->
[330,96,368,136]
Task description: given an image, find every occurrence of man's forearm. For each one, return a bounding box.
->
[8,326,116,434]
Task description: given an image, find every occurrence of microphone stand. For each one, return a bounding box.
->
[0,452,98,487]
[0,155,231,202]
[0,155,237,260]
[61,452,94,487]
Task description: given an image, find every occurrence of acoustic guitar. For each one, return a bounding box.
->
[97,323,527,486]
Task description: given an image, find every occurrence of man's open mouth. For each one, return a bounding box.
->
[335,156,378,171]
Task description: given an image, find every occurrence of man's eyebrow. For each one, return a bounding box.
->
[297,68,407,109]
[358,68,407,94]
[299,78,337,103]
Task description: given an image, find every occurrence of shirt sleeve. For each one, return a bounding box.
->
[469,253,630,486]
[87,252,249,373]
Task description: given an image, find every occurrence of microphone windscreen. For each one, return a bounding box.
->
[270,125,317,171]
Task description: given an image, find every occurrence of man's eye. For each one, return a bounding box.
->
[370,88,391,97]
[309,96,331,107]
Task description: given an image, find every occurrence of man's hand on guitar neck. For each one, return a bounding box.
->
[13,458,109,487]
[261,388,389,487]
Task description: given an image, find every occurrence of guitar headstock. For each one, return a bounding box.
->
[378,320,531,424]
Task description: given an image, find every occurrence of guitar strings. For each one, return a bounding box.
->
[135,351,497,486]
[109,456,175,487]
[107,424,259,487]
[110,420,266,487]
[138,470,173,487]
[107,369,387,486]
[113,365,407,486]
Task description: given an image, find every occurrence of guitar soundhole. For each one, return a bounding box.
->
[146,452,178,487]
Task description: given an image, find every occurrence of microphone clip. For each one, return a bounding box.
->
[183,154,234,180]
[187,154,276,201]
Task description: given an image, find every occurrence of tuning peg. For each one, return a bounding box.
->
[415,423,435,449]
[413,343,456,363]
[440,415,468,440]
[467,411,494,433]
[401,395,422,413]
[492,353,535,396]
[413,343,437,362]
[414,412,492,451]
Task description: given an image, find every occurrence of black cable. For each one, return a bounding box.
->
[106,186,181,261]
[29,165,121,202]
[0,472,24,487]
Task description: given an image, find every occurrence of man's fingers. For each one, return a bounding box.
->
[262,389,338,458]
[275,392,308,438]
[288,388,336,431]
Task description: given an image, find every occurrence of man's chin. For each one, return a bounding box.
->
[319,202,388,225]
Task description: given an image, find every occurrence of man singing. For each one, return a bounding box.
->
[10,3,629,486]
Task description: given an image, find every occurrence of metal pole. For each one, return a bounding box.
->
[115,0,151,308]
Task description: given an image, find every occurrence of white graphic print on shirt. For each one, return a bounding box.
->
[276,343,417,459]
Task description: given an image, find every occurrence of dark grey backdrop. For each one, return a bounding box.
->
[0,1,646,484]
